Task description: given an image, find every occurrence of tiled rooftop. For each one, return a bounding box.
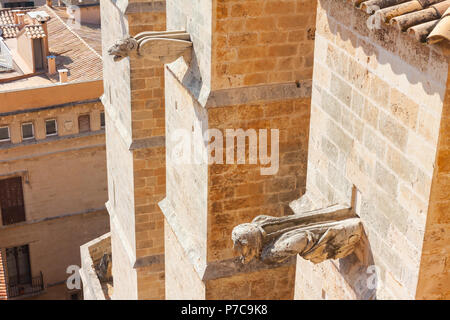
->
[0,5,102,88]
[353,0,450,44]
[52,7,102,54]
[0,25,19,38]
[24,24,46,39]
[44,6,102,82]
[0,10,14,25]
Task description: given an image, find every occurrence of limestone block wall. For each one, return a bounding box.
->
[205,264,296,300]
[101,0,166,299]
[163,0,317,300]
[164,71,209,273]
[416,70,450,299]
[163,70,209,299]
[207,98,310,263]
[164,220,205,300]
[162,77,309,298]
[133,144,165,299]
[167,0,212,95]
[294,0,449,300]
[212,0,317,89]
[88,232,112,264]
[101,0,132,143]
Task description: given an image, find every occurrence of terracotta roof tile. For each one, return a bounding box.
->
[427,6,450,43]
[0,9,19,39]
[0,10,14,25]
[0,25,19,38]
[24,24,46,39]
[352,0,450,44]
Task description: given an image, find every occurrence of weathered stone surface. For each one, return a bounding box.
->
[295,0,448,300]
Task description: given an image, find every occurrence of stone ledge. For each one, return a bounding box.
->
[205,81,312,108]
[133,254,164,269]
[129,136,165,150]
[165,62,312,108]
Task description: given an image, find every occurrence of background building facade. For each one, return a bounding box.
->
[0,4,108,300]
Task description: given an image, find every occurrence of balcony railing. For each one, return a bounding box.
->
[7,272,44,299]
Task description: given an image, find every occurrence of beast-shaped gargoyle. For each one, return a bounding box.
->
[232,204,363,265]
[107,37,138,62]
[107,30,192,64]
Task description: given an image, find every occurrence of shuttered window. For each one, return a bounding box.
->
[0,177,26,225]
[6,245,31,286]
[78,115,90,133]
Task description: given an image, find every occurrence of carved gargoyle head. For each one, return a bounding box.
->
[231,223,262,264]
[107,37,139,62]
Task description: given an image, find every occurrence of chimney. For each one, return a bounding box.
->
[38,19,50,58]
[16,13,25,26]
[58,69,68,83]
[13,10,19,24]
[47,55,56,75]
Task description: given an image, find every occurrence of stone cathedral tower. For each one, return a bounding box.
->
[81,0,449,300]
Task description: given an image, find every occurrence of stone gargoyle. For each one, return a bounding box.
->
[107,30,192,64]
[232,204,362,265]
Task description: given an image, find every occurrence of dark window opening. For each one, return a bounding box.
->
[100,112,105,128]
[78,115,90,133]
[0,177,26,225]
[33,39,44,71]
[21,123,34,140]
[6,245,31,287]
[45,119,57,136]
[0,127,10,142]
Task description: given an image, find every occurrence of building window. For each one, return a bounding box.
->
[0,177,26,225]
[4,244,44,298]
[21,123,34,140]
[45,119,57,136]
[78,114,90,133]
[0,126,10,142]
[6,245,31,288]
[100,112,105,128]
